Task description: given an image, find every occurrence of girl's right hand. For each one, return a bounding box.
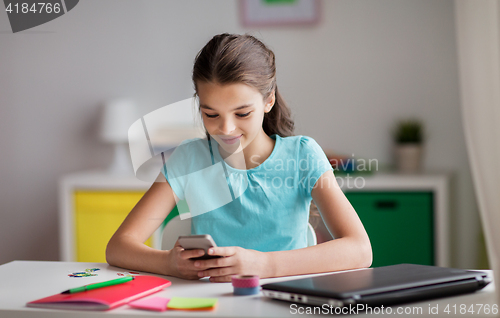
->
[167,240,208,279]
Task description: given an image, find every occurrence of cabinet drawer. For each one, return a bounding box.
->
[74,191,149,262]
[345,192,434,267]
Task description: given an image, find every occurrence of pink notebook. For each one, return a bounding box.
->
[27,275,171,311]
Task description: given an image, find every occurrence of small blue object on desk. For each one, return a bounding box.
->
[233,286,260,295]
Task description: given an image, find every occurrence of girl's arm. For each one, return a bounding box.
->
[106,173,205,278]
[195,170,372,281]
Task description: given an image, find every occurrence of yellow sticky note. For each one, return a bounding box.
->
[167,297,218,310]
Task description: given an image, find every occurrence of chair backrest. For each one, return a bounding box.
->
[160,215,318,250]
[306,223,317,246]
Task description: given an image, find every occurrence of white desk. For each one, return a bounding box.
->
[0,261,496,318]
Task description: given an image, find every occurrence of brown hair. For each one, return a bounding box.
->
[192,33,294,137]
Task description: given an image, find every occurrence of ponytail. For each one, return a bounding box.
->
[263,86,294,137]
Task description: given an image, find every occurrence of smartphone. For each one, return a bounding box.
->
[178,234,222,260]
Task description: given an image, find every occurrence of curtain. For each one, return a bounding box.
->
[455,0,500,305]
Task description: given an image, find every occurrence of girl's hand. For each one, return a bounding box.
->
[193,246,272,282]
[167,240,212,280]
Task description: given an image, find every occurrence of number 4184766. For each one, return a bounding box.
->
[5,3,61,14]
[443,304,498,315]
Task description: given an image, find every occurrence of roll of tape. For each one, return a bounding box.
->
[233,286,260,295]
[231,275,260,288]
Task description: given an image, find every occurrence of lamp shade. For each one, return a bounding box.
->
[100,99,138,143]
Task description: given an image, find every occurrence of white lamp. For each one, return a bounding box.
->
[100,99,138,175]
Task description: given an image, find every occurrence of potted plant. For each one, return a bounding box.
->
[393,119,424,173]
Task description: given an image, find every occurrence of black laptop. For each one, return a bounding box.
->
[261,264,491,308]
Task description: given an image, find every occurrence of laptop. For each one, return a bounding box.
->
[261,264,491,308]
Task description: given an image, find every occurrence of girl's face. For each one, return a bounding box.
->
[197,81,274,153]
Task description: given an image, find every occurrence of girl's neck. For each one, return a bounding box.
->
[244,131,275,169]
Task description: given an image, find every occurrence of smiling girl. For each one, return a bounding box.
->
[106,33,372,282]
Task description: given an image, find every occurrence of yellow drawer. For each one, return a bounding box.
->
[74,191,149,262]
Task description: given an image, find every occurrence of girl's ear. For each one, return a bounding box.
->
[264,90,276,113]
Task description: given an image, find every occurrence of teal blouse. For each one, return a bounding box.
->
[163,135,332,252]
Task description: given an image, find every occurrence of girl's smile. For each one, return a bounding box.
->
[219,134,243,144]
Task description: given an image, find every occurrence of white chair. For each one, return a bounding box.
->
[161,215,317,250]
[306,223,317,246]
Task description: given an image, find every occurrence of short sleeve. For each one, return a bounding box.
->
[162,142,189,200]
[161,138,209,201]
[298,136,333,198]
[161,138,235,219]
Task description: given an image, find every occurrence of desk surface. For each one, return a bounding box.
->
[0,261,496,318]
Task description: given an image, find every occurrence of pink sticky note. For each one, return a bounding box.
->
[129,297,170,312]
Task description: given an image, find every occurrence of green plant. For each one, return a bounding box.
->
[393,119,424,144]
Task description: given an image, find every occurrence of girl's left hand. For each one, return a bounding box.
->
[194,246,272,282]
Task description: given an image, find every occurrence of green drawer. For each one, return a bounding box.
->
[345,192,434,267]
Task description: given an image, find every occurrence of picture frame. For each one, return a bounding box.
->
[240,0,320,27]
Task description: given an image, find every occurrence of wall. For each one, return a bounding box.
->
[0,0,479,268]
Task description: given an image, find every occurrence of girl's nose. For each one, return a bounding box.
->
[219,118,236,135]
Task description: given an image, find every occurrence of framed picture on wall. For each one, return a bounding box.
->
[240,0,320,27]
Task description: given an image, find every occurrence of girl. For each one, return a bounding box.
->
[106,33,372,282]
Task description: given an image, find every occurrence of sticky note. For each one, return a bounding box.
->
[167,297,218,310]
[129,297,170,312]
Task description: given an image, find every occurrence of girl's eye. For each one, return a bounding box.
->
[204,113,218,118]
[236,112,251,118]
